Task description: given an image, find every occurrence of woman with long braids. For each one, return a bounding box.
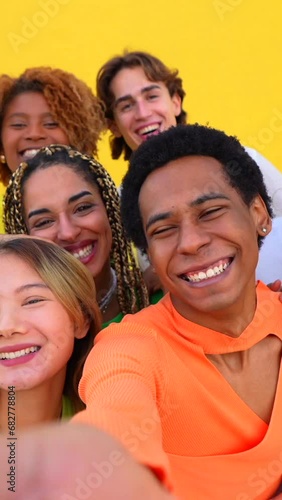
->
[4,145,156,326]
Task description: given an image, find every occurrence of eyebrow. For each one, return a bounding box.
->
[27,190,93,220]
[114,84,161,108]
[145,193,229,231]
[6,112,55,119]
[190,193,229,207]
[16,283,49,294]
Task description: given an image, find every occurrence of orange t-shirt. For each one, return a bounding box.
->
[73,282,282,499]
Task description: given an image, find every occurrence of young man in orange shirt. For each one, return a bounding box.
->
[2,126,281,499]
[73,124,282,499]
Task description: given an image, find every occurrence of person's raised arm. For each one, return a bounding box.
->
[0,423,175,499]
[72,322,173,492]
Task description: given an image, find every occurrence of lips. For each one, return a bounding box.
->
[64,241,96,264]
[20,148,42,161]
[0,345,41,367]
[180,258,233,283]
[0,346,40,360]
[137,123,161,140]
[71,243,93,259]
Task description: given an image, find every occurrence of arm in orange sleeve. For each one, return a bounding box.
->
[71,322,173,491]
[0,423,176,499]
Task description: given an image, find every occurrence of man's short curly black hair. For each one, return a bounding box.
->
[120,124,273,251]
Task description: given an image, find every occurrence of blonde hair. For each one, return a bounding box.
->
[0,236,101,412]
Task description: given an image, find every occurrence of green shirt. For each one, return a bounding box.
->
[102,289,164,329]
[61,395,75,419]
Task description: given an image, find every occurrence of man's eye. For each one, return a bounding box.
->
[121,103,132,112]
[153,226,174,235]
[201,207,223,218]
[147,94,158,100]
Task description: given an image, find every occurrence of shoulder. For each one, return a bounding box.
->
[257,281,282,312]
[94,295,171,352]
[263,217,282,246]
[244,146,281,178]
[122,293,171,327]
[272,216,282,231]
[257,217,282,283]
[244,146,282,216]
[149,289,164,304]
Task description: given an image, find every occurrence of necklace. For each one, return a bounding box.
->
[98,268,117,314]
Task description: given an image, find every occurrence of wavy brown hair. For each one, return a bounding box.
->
[0,236,101,413]
[96,50,187,161]
[4,145,149,315]
[0,67,105,184]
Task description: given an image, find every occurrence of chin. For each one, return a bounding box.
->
[87,265,100,280]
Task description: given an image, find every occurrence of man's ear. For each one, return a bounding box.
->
[251,195,272,236]
[171,93,182,118]
[74,317,90,340]
[108,119,122,138]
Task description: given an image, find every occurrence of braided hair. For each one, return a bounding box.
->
[4,145,149,314]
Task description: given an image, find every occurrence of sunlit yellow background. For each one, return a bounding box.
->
[1,0,282,190]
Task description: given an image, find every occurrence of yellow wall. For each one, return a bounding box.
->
[1,0,282,186]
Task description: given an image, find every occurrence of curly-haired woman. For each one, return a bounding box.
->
[0,66,105,231]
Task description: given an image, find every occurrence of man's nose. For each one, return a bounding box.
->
[177,222,211,255]
[135,100,152,119]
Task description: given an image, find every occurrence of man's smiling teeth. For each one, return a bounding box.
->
[22,149,41,161]
[182,261,230,283]
[139,124,160,136]
[0,346,40,360]
[71,244,93,260]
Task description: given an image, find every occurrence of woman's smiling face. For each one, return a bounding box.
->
[0,253,79,391]
[1,92,69,172]
[23,164,113,284]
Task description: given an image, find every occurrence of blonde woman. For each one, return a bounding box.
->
[0,235,101,429]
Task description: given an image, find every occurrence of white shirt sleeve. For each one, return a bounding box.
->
[256,217,282,283]
[245,146,282,217]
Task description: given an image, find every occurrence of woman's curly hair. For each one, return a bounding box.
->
[4,145,149,315]
[0,67,106,184]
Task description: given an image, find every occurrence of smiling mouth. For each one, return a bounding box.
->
[0,346,40,360]
[138,124,161,139]
[20,149,42,161]
[69,243,94,261]
[180,258,233,283]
